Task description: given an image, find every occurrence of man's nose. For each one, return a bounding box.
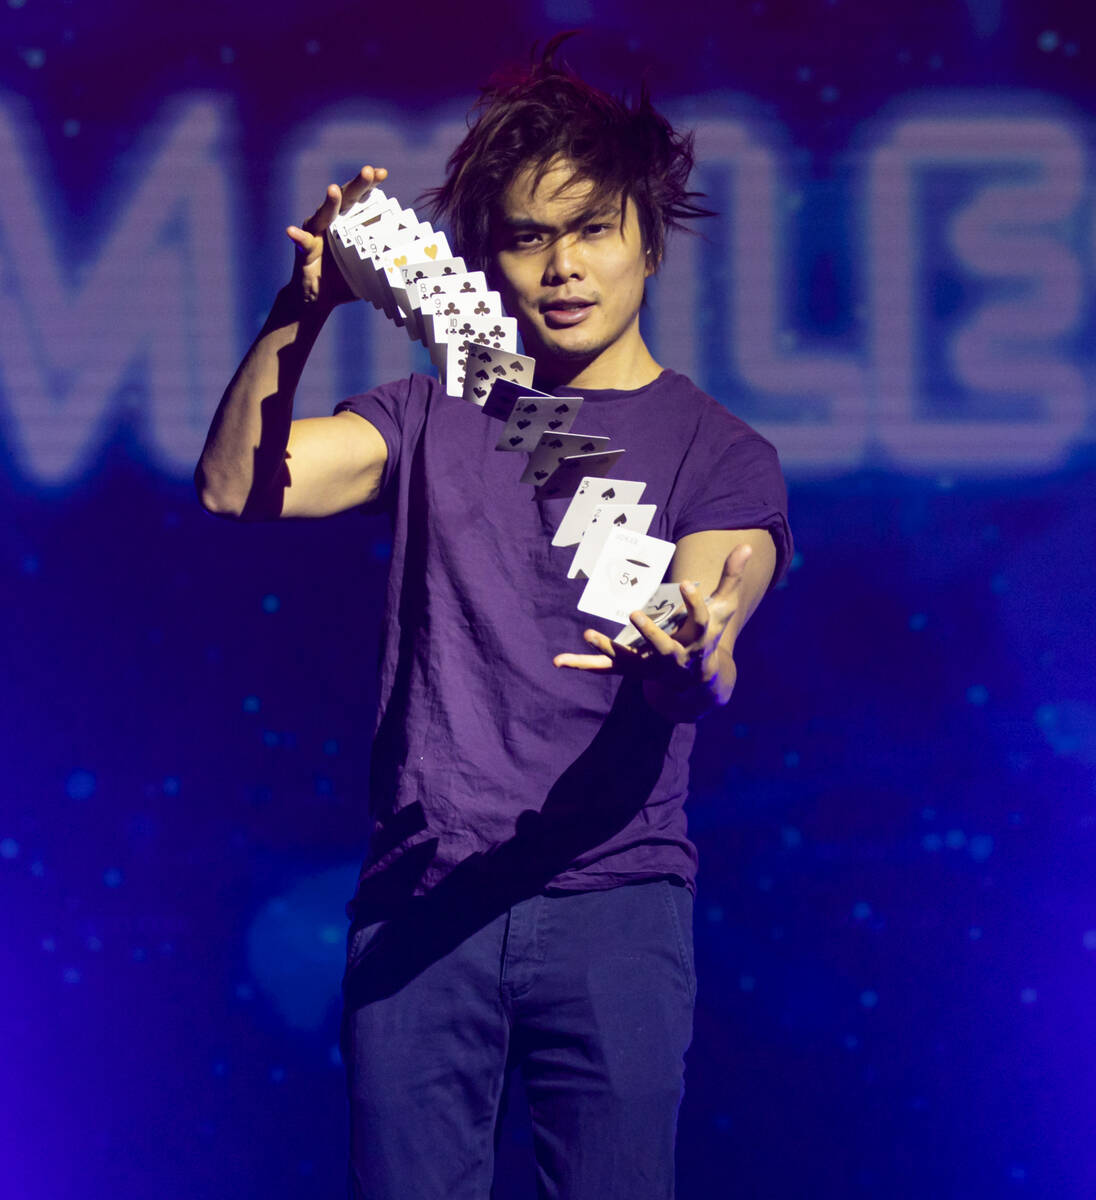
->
[542,234,584,284]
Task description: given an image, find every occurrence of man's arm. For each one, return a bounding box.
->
[194,166,390,520]
[553,527,777,722]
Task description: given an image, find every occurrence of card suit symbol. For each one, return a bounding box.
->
[492,365,506,375]
[489,325,504,338]
[548,438,563,448]
[461,282,475,292]
[442,266,455,275]
[474,386,487,398]
[613,512,627,526]
[510,362,524,372]
[517,419,531,429]
[601,487,615,500]
[509,436,523,445]
[548,420,562,430]
[458,357,468,370]
[474,301,488,315]
[475,369,489,381]
[522,403,538,413]
[555,404,570,413]
[424,244,439,259]
[444,302,459,315]
[393,255,407,267]
[477,352,491,362]
[580,442,595,453]
[431,284,443,294]
[475,333,489,344]
[412,270,426,281]
[459,322,474,336]
[534,470,548,480]
[491,340,501,347]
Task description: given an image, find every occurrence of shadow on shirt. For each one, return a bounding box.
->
[341,679,674,1010]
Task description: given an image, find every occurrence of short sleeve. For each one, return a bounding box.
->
[673,430,794,587]
[334,374,427,505]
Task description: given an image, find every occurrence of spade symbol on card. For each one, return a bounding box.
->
[517,419,531,429]
[523,403,538,413]
[601,487,616,499]
[580,442,595,453]
[492,365,506,375]
[510,362,524,372]
[509,436,523,446]
[475,369,489,380]
[535,470,548,480]
[548,420,562,430]
[548,438,563,449]
[555,404,570,414]
[613,512,628,526]
[474,386,487,398]
[477,351,491,362]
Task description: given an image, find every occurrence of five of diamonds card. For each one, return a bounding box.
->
[327,189,689,646]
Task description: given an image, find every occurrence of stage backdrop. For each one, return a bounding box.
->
[4,3,1095,1197]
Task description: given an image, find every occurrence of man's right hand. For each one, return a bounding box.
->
[285,165,388,309]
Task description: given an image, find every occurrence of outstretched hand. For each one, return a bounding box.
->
[553,543,754,719]
[285,164,388,307]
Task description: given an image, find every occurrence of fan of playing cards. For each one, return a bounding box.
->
[328,188,691,646]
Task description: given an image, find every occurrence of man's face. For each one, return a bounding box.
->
[489,160,655,387]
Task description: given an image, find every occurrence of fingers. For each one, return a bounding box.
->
[341,164,387,209]
[553,651,616,672]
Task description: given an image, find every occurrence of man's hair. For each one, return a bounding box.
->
[423,35,713,273]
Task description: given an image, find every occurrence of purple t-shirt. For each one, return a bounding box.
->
[336,369,791,913]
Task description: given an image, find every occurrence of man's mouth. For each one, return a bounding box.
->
[541,299,594,328]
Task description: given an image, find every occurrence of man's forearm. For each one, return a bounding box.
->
[194,288,332,518]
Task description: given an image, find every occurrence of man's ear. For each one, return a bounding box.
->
[644,246,660,278]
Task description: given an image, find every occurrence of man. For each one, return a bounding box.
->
[197,42,790,1200]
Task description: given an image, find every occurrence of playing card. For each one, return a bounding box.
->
[329,188,391,248]
[481,378,554,420]
[340,206,423,308]
[534,450,627,501]
[551,477,647,547]
[458,343,537,406]
[613,582,690,647]
[376,229,453,322]
[440,322,520,394]
[520,433,610,486]
[577,528,676,625]
[567,503,657,579]
[424,297,505,364]
[494,395,582,452]
[394,256,468,316]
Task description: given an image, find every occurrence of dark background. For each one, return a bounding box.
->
[3,2,1095,1196]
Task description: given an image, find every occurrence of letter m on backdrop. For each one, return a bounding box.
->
[0,98,236,485]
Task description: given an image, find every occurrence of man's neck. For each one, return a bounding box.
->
[533,337,663,392]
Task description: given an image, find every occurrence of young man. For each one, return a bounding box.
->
[197,45,790,1200]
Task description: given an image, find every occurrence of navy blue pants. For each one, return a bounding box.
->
[342,880,696,1199]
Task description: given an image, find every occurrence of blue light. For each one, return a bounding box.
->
[967,684,989,706]
[103,867,123,887]
[860,989,879,1009]
[66,769,96,800]
[261,594,280,613]
[0,837,18,859]
[242,695,260,712]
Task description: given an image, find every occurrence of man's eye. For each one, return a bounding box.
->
[513,231,542,247]
[584,223,611,237]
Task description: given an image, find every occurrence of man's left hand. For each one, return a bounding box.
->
[553,542,754,721]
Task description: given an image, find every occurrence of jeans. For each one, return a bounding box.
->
[342,880,696,1200]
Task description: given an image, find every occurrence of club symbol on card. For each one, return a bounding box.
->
[444,302,459,315]
[489,325,504,338]
[412,269,426,281]
[475,333,489,344]
[459,322,474,336]
[461,282,475,292]
[474,301,488,315]
[430,283,443,294]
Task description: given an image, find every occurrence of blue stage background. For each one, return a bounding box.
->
[4,3,1095,1196]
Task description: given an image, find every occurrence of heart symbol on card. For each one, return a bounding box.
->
[424,244,438,259]
[517,419,531,429]
[393,255,407,267]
